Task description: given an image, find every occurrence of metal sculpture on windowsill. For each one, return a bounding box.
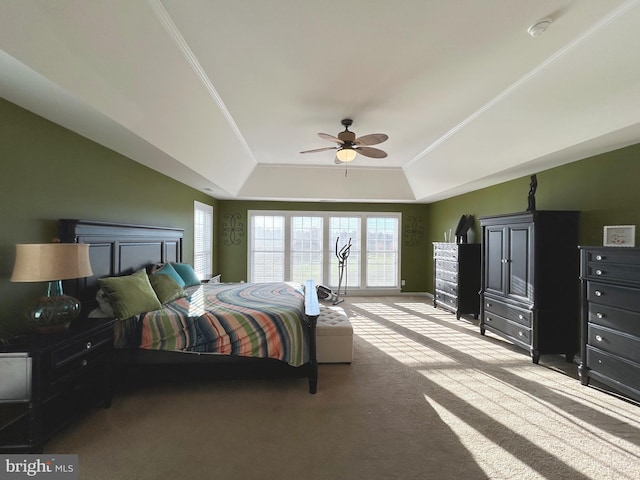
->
[333,237,352,305]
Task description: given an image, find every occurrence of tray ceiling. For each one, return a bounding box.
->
[2,0,639,202]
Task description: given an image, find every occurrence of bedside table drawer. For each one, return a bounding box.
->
[51,329,112,383]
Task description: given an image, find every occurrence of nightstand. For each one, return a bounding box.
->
[0,317,115,453]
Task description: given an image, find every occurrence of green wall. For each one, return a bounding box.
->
[0,99,216,336]
[216,200,429,290]
[3,96,639,336]
[425,143,640,293]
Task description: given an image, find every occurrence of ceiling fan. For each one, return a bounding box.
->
[300,119,388,163]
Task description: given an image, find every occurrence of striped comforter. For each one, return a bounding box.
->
[126,282,309,367]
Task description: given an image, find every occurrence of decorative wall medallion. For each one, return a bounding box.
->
[404,216,424,246]
[222,213,244,245]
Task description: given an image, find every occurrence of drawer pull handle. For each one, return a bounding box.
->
[518,331,524,337]
[486,303,491,307]
[487,317,492,322]
[596,312,604,319]
[595,255,604,261]
[518,314,524,320]
[595,335,603,342]
[81,359,88,367]
[595,269,603,276]
[86,341,92,349]
[594,290,603,297]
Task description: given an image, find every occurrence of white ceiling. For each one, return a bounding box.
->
[2,0,640,203]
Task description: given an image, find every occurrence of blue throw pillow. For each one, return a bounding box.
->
[171,262,201,287]
[155,262,186,288]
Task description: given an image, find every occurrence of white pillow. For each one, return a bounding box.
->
[96,288,116,318]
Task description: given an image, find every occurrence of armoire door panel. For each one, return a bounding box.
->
[508,225,532,301]
[485,228,504,295]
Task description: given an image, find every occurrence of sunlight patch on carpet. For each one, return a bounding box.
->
[349,312,458,366]
[348,300,640,479]
[351,301,531,365]
[420,367,640,480]
[423,393,540,479]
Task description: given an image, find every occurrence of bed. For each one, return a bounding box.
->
[58,219,319,394]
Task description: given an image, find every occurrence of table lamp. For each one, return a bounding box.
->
[11,243,93,332]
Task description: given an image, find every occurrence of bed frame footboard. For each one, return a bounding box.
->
[304,280,320,394]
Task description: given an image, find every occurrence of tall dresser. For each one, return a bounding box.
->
[578,247,640,402]
[479,211,580,363]
[433,242,481,319]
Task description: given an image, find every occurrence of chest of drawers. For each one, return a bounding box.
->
[433,242,481,319]
[579,247,640,402]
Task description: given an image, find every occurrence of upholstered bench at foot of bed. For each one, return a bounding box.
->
[316,305,353,364]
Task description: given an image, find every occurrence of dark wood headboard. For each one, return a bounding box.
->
[58,219,184,305]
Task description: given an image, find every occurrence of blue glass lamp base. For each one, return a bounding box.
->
[25,281,81,333]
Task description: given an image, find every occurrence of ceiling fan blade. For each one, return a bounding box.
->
[356,146,387,158]
[354,133,388,146]
[300,146,338,154]
[318,133,344,144]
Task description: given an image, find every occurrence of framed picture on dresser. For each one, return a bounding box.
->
[603,225,635,247]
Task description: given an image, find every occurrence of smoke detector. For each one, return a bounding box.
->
[528,19,552,37]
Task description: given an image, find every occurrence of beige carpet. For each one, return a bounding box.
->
[46,296,640,480]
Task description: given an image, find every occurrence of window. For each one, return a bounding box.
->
[251,215,285,282]
[291,216,323,284]
[248,210,401,291]
[193,201,213,280]
[366,217,398,287]
[329,217,360,288]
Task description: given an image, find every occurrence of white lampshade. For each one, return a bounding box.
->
[336,148,357,163]
[11,243,93,282]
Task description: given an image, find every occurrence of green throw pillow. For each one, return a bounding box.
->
[154,262,186,288]
[98,270,162,319]
[171,262,201,287]
[149,272,188,304]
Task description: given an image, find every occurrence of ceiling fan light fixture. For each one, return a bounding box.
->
[336,147,357,163]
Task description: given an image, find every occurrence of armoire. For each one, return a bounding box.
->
[479,210,580,363]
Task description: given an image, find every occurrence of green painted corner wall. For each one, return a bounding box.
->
[425,143,640,294]
[0,99,216,336]
[216,201,429,291]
